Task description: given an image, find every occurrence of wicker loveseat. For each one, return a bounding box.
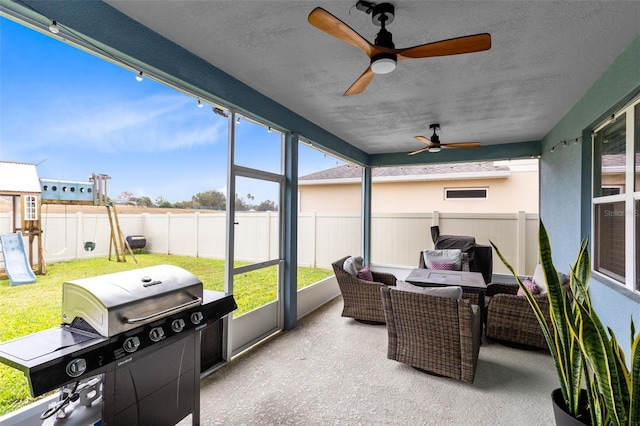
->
[485,269,569,349]
[331,256,397,324]
[485,283,551,348]
[380,286,482,382]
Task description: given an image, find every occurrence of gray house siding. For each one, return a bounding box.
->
[541,33,640,354]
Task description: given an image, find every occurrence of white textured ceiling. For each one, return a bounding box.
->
[104,0,640,155]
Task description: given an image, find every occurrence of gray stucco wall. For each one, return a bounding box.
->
[540,33,640,354]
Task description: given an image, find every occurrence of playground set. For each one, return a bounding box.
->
[0,161,135,286]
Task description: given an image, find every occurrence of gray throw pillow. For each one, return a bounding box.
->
[343,256,364,276]
[395,280,463,300]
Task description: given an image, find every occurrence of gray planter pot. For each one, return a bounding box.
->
[551,388,590,426]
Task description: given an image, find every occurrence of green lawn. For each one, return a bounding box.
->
[0,253,333,416]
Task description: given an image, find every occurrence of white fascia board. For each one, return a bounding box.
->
[602,166,627,174]
[299,170,511,186]
[299,178,361,186]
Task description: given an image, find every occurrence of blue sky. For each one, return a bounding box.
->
[0,17,344,205]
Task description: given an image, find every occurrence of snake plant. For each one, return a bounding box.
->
[492,222,639,425]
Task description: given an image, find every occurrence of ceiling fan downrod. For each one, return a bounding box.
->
[429,123,441,144]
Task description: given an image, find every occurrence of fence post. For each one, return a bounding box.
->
[165,213,171,255]
[266,211,272,260]
[311,211,317,268]
[517,210,526,274]
[194,212,200,258]
[142,213,149,252]
[76,211,83,260]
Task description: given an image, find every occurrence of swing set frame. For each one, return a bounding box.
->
[39,173,136,271]
[0,165,134,280]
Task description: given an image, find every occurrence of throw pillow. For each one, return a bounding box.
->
[423,249,463,271]
[532,264,548,295]
[395,280,463,300]
[517,278,540,297]
[343,256,364,276]
[428,261,458,271]
[357,266,374,281]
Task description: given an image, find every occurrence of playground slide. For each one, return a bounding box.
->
[0,232,36,286]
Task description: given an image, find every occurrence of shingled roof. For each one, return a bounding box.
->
[300,162,511,183]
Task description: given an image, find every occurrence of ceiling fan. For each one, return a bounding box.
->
[408,123,481,155]
[307,2,491,96]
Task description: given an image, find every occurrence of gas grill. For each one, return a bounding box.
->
[0,265,237,426]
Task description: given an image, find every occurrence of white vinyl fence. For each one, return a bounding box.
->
[0,210,539,276]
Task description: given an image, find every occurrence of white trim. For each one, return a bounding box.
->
[299,170,510,186]
[591,96,639,292]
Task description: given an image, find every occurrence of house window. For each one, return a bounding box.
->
[602,186,623,196]
[444,188,488,200]
[592,97,640,291]
[24,195,38,221]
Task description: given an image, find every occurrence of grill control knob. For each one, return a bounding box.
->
[172,319,186,332]
[66,358,87,378]
[191,311,204,325]
[149,327,165,342]
[123,336,141,353]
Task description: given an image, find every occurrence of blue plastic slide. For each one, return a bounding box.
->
[0,232,36,285]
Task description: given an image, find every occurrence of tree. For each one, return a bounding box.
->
[115,191,135,205]
[255,200,277,211]
[192,190,226,210]
[134,196,152,207]
[235,193,248,211]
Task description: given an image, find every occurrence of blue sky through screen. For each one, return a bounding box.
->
[0,17,344,205]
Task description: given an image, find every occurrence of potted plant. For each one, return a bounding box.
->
[491,222,639,426]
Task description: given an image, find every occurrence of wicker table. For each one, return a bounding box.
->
[405,268,487,322]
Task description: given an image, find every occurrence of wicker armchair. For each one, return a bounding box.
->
[331,256,397,324]
[380,286,482,383]
[485,283,552,349]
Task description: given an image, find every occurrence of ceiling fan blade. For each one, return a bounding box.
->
[344,66,375,96]
[441,142,482,148]
[408,147,430,156]
[398,33,491,59]
[415,135,433,145]
[308,8,375,57]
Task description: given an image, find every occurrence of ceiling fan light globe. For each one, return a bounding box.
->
[428,146,441,153]
[370,53,397,74]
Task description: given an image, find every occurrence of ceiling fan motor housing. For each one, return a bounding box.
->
[372,3,395,26]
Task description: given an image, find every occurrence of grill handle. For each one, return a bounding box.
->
[123,297,203,325]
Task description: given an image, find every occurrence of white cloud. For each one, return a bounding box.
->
[28,93,227,154]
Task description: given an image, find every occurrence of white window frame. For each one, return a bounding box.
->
[24,195,38,221]
[591,96,639,291]
[444,187,488,200]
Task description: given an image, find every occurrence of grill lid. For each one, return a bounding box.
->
[62,264,203,337]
